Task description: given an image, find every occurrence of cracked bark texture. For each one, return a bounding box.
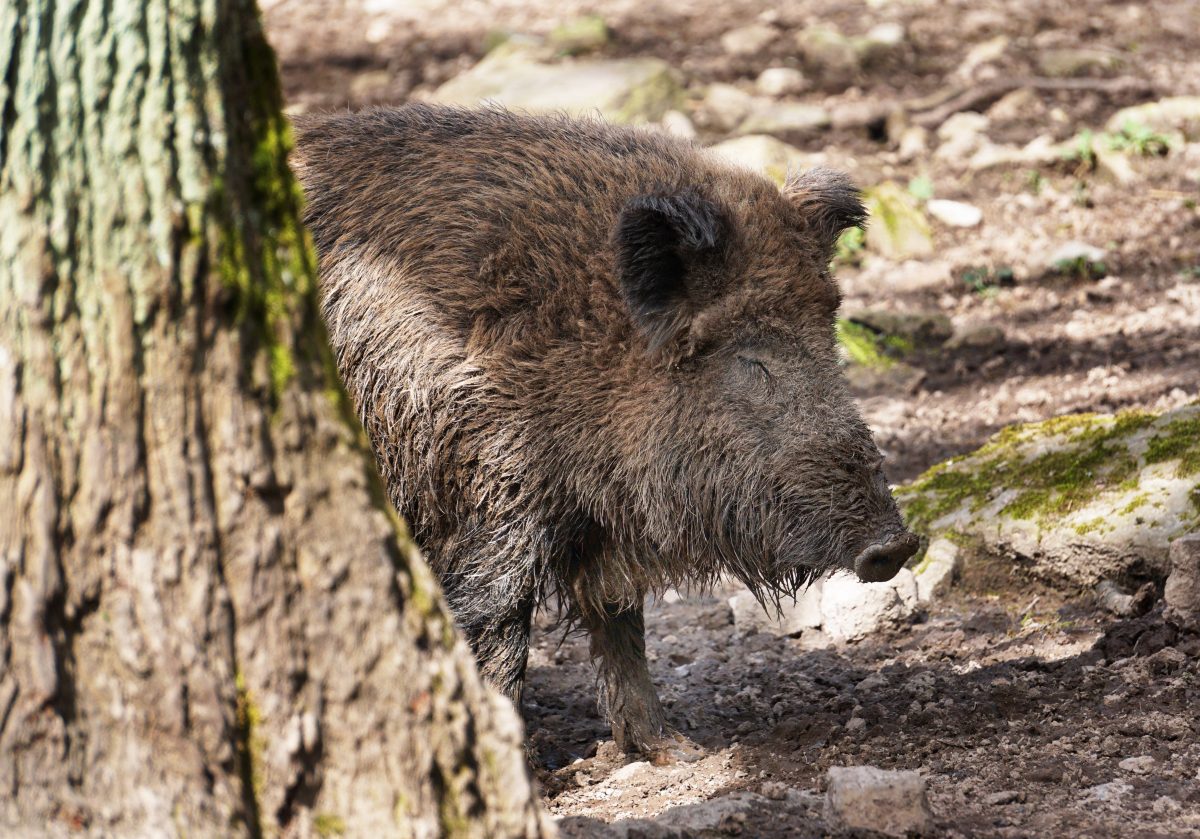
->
[0,1,548,836]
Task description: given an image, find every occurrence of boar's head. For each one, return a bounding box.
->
[603,166,918,597]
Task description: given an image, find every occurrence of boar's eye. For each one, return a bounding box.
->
[736,355,775,393]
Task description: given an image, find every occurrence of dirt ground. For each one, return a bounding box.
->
[264,0,1200,834]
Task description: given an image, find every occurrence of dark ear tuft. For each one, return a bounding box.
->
[782,167,866,251]
[613,188,726,345]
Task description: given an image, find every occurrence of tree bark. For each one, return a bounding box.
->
[0,1,547,837]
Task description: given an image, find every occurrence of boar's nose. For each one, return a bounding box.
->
[853,532,920,583]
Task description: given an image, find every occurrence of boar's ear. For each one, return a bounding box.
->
[613,188,726,346]
[781,167,866,253]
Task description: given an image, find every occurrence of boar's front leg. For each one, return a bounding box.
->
[443,580,536,705]
[576,598,703,762]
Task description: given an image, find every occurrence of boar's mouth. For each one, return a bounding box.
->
[852,532,920,583]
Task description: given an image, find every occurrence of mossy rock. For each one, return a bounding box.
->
[432,52,682,124]
[707,135,825,186]
[862,181,934,260]
[896,404,1200,588]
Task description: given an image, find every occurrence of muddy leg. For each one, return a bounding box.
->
[580,601,702,762]
[447,586,535,706]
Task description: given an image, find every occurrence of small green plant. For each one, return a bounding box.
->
[834,226,866,267]
[1062,129,1096,169]
[836,319,893,369]
[1053,255,1107,280]
[1025,169,1044,195]
[1104,120,1172,157]
[907,175,934,202]
[960,265,1013,296]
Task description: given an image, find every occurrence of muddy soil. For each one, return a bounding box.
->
[264,0,1200,834]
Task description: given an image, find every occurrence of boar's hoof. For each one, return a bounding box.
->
[645,731,705,766]
[854,532,920,583]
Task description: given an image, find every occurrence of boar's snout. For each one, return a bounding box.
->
[853,531,920,583]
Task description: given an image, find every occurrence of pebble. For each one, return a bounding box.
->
[927,198,983,228]
[755,67,808,97]
[720,23,778,56]
[824,766,934,837]
[985,790,1022,806]
[1118,755,1155,775]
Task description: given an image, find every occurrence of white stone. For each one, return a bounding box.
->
[432,53,681,124]
[707,134,825,186]
[729,582,822,637]
[914,538,961,602]
[659,110,697,139]
[1086,779,1133,802]
[820,569,919,642]
[1165,533,1200,629]
[755,67,808,97]
[1045,241,1107,269]
[698,83,757,132]
[1107,96,1200,141]
[738,101,831,136]
[608,760,650,784]
[825,766,934,837]
[1118,756,1156,775]
[865,22,905,48]
[927,199,983,228]
[720,23,778,56]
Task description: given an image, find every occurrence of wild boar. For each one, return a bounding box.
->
[292,104,918,759]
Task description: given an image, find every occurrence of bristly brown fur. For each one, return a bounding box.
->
[292,104,909,755]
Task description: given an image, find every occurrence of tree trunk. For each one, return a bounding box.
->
[0,2,547,837]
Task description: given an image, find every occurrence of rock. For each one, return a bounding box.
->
[985,790,1021,806]
[935,112,990,160]
[1107,96,1200,142]
[720,23,778,56]
[548,15,609,55]
[348,69,393,101]
[824,766,934,837]
[862,182,934,260]
[1086,779,1133,802]
[1094,143,1140,185]
[820,570,919,642]
[956,35,1009,80]
[738,101,832,137]
[1118,756,1156,775]
[1094,580,1136,615]
[795,25,860,84]
[755,67,808,97]
[1164,533,1200,629]
[707,134,825,186]
[927,199,983,228]
[608,760,651,784]
[1036,47,1122,78]
[856,22,906,64]
[697,83,756,132]
[729,583,822,637]
[845,309,953,345]
[968,134,1062,170]
[914,538,960,602]
[659,110,697,140]
[945,322,1005,350]
[855,672,888,693]
[432,53,682,124]
[896,404,1200,588]
[652,792,766,834]
[1044,241,1107,272]
[831,101,891,131]
[897,126,929,162]
[987,87,1040,121]
[844,360,926,394]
